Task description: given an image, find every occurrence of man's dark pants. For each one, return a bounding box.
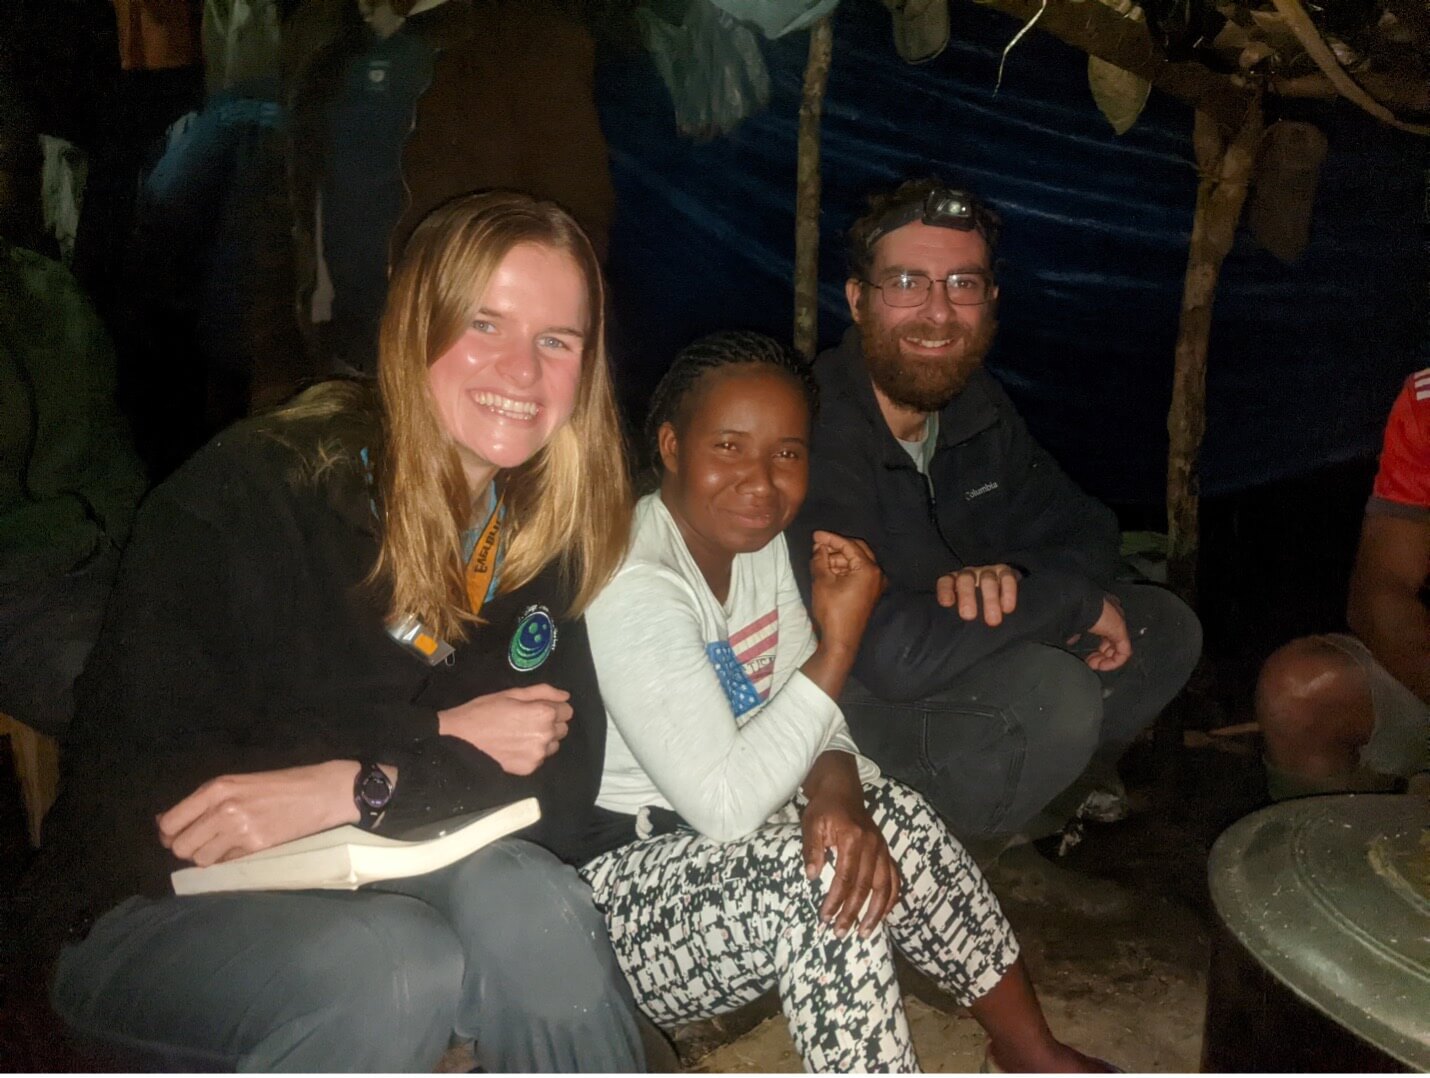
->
[839,582,1202,842]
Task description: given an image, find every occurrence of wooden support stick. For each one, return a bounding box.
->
[1183,725,1259,751]
[793,16,834,360]
[1207,721,1261,737]
[1,713,60,847]
[1165,99,1263,606]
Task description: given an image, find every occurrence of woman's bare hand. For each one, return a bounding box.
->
[437,684,573,775]
[800,754,900,939]
[157,760,367,866]
[809,530,886,652]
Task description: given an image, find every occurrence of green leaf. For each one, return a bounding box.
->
[1088,56,1151,135]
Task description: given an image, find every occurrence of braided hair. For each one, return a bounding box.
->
[644,330,820,479]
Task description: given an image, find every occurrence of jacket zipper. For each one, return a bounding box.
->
[920,450,965,565]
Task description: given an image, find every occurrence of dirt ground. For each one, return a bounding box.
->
[672,727,1267,1074]
[686,892,1208,1073]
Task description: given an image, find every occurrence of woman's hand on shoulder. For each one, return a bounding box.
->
[808,530,886,653]
[157,760,368,866]
[437,684,573,775]
[800,753,900,939]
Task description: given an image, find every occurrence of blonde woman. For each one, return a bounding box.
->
[35,193,643,1071]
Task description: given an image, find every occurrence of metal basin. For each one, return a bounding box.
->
[1206,794,1430,1071]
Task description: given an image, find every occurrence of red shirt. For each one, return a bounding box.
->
[1369,370,1430,519]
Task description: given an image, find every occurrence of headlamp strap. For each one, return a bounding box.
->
[866,188,989,250]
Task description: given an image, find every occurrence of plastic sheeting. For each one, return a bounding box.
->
[39,135,87,264]
[636,1,771,139]
[597,0,1425,503]
[708,0,841,38]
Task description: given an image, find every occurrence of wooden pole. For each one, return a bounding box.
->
[1166,98,1263,605]
[793,16,833,360]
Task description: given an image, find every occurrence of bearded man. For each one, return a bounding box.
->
[789,179,1202,911]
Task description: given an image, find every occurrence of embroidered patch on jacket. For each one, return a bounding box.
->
[705,641,762,718]
[509,605,557,672]
[729,609,779,703]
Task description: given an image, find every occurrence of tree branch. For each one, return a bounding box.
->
[970,0,1255,127]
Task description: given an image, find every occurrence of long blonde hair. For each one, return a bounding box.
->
[371,190,631,641]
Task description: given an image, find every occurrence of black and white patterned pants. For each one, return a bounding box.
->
[579,777,1019,1072]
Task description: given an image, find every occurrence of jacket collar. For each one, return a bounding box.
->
[825,325,1001,459]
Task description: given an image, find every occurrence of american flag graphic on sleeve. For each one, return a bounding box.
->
[730,608,779,703]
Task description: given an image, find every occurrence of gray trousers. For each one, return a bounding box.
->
[840,583,1202,841]
[51,839,645,1073]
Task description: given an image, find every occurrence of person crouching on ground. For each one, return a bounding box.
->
[1257,368,1430,798]
[787,179,1202,907]
[577,330,1117,1072]
[28,191,646,1071]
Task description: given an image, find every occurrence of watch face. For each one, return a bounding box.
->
[359,768,393,809]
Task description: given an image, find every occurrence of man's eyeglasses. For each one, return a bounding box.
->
[865,271,994,308]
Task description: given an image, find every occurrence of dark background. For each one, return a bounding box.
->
[587,0,1425,727]
[596,0,1425,507]
[3,0,1424,876]
[1,2,1426,1065]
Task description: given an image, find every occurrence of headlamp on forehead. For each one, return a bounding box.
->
[924,190,976,229]
[865,188,999,252]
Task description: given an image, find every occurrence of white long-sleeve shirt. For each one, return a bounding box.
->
[587,493,879,842]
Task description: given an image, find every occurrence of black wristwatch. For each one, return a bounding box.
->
[354,760,394,830]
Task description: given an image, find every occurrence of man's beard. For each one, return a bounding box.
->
[859,312,998,414]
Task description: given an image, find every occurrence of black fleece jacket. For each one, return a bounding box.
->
[27,415,614,948]
[788,327,1121,703]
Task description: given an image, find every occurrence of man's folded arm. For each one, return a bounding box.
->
[850,569,1105,702]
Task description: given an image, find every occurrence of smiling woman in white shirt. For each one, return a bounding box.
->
[580,330,1116,1073]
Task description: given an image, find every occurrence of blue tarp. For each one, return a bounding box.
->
[596,0,1426,504]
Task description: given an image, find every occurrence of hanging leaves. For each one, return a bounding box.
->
[1088,56,1152,134]
[1248,120,1328,264]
